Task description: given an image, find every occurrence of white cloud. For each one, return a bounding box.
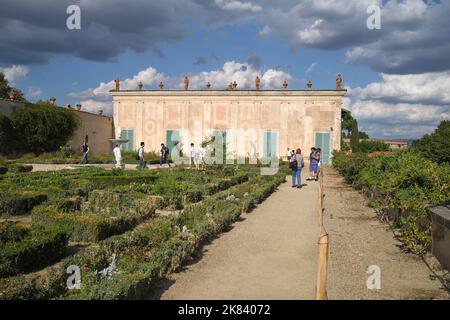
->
[26,86,42,98]
[306,62,317,74]
[215,0,262,12]
[0,65,29,85]
[346,72,450,139]
[70,61,292,115]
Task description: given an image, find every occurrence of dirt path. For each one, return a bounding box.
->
[151,170,319,300]
[324,167,449,300]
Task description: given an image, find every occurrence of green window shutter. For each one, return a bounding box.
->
[315,132,331,164]
[166,130,180,154]
[121,129,134,151]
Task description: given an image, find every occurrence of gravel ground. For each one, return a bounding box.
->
[324,167,449,300]
[150,171,319,300]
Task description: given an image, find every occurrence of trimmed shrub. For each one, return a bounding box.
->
[333,150,450,254]
[0,192,47,216]
[0,226,68,277]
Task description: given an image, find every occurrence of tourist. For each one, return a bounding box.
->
[198,145,206,170]
[137,142,146,169]
[290,148,304,188]
[307,147,319,181]
[286,148,291,161]
[160,143,171,168]
[190,143,196,168]
[113,144,122,168]
[315,148,322,181]
[80,142,89,164]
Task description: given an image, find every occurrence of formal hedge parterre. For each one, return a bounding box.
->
[0,192,47,216]
[0,166,286,300]
[0,224,68,277]
[333,150,450,254]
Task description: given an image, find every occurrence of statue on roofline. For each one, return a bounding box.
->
[255,76,261,90]
[336,74,343,90]
[184,76,189,90]
[114,79,120,91]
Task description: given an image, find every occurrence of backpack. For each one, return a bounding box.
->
[164,146,170,157]
[289,157,298,170]
[136,148,141,161]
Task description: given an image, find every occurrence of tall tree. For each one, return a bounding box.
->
[350,119,360,152]
[413,120,450,164]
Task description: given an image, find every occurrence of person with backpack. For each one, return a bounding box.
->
[160,143,171,168]
[290,148,304,188]
[136,142,146,169]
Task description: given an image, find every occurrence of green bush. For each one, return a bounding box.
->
[0,222,29,243]
[0,114,15,155]
[0,192,47,216]
[333,150,450,254]
[0,226,68,277]
[413,120,450,164]
[11,103,80,154]
[32,201,156,242]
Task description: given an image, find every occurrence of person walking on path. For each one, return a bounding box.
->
[307,147,319,181]
[160,143,171,168]
[198,146,206,170]
[286,148,291,161]
[189,143,196,168]
[113,144,122,168]
[80,142,90,164]
[290,148,304,188]
[315,148,322,181]
[137,142,146,169]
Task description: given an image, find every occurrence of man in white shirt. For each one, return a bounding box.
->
[286,148,291,161]
[190,143,195,168]
[198,146,206,170]
[113,144,122,168]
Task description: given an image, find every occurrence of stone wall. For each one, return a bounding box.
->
[67,110,114,156]
[429,205,450,272]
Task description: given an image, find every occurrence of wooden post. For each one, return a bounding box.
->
[316,233,329,300]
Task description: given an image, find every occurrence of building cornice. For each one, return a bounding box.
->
[110,89,347,98]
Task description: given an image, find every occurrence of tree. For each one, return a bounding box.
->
[350,119,360,152]
[0,114,15,155]
[0,73,11,99]
[358,140,389,153]
[11,103,80,154]
[0,72,26,102]
[413,120,450,164]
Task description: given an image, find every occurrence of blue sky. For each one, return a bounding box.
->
[1,0,449,139]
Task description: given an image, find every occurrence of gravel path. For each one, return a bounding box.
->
[324,167,449,300]
[151,171,319,300]
[28,163,163,171]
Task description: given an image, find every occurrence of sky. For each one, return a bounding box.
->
[0,0,449,139]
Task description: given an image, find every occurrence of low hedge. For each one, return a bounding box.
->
[0,226,69,277]
[333,150,450,254]
[0,222,29,243]
[0,168,285,299]
[32,202,156,242]
[0,192,48,216]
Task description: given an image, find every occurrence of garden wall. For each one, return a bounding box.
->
[428,205,450,272]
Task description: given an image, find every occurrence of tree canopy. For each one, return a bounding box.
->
[10,103,80,154]
[0,72,26,102]
[413,120,450,164]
